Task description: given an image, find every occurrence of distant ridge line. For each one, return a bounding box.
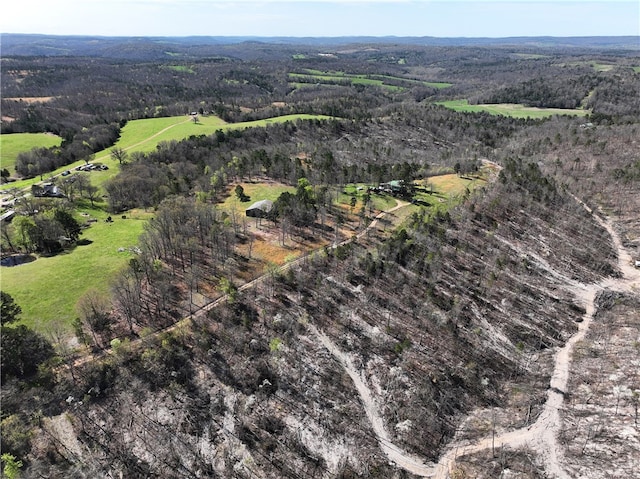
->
[2,33,638,60]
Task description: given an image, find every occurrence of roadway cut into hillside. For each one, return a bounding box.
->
[310,202,639,479]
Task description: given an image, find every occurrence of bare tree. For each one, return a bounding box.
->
[110,147,128,165]
[75,289,113,349]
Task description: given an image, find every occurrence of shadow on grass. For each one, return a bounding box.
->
[1,254,37,267]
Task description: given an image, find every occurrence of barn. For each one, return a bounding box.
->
[245,199,274,218]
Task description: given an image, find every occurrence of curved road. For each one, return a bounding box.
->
[311,201,638,478]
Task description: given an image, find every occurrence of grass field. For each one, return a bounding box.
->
[0,113,334,192]
[436,99,587,119]
[1,206,153,332]
[289,69,451,92]
[219,181,295,215]
[0,133,63,175]
[161,65,195,74]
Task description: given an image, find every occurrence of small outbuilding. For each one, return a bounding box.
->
[245,199,274,218]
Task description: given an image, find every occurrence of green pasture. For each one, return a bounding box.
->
[436,99,587,119]
[290,70,451,91]
[219,181,295,215]
[632,66,640,73]
[1,207,153,334]
[161,65,195,74]
[0,133,62,175]
[289,72,402,92]
[113,113,332,154]
[1,113,334,192]
[113,115,225,153]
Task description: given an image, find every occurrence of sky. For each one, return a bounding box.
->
[1,0,639,38]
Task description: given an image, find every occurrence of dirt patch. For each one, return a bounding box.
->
[4,96,57,104]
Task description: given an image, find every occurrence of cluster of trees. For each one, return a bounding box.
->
[74,195,244,348]
[14,123,120,177]
[0,292,54,381]
[479,75,598,109]
[4,205,82,254]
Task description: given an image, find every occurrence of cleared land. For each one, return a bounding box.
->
[0,132,62,174]
[289,69,451,91]
[436,99,587,118]
[1,207,152,332]
[0,113,334,191]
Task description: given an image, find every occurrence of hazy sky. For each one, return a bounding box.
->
[2,0,639,38]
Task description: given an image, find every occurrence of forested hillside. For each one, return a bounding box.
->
[1,37,639,478]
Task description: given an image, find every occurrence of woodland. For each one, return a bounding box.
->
[1,35,639,478]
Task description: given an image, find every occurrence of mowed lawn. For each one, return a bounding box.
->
[1,208,152,333]
[0,132,63,174]
[436,99,587,118]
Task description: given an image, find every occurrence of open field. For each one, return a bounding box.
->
[219,181,295,213]
[289,69,451,91]
[436,99,588,118]
[0,113,335,191]
[161,65,195,74]
[1,206,153,332]
[0,132,62,174]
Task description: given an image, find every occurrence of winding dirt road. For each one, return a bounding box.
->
[310,324,435,477]
[312,203,639,478]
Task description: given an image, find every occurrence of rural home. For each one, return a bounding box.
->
[32,183,64,198]
[245,199,273,218]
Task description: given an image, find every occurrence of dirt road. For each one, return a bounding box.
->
[433,208,638,478]
[310,202,638,478]
[68,199,410,369]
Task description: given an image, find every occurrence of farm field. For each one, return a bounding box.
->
[114,113,335,154]
[0,113,335,192]
[0,132,62,175]
[289,69,451,91]
[1,207,153,333]
[436,99,588,118]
